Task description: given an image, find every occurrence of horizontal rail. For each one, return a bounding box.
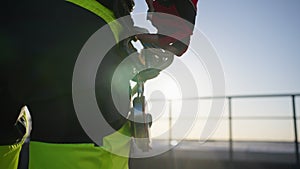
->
[149,93,300,101]
[157,93,300,165]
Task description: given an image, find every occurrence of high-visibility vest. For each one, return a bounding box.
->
[67,0,122,42]
[29,122,132,169]
[28,1,131,169]
[0,106,30,169]
[0,143,23,169]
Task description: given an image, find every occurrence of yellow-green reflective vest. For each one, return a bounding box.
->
[29,122,132,169]
[0,106,30,169]
[0,143,23,169]
[67,0,122,42]
[28,1,131,169]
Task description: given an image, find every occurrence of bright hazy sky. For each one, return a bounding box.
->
[131,0,300,141]
[133,0,300,96]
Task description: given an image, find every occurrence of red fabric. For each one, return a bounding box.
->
[192,0,198,8]
[151,1,194,46]
[152,1,180,16]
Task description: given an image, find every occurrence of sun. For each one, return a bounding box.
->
[144,71,183,100]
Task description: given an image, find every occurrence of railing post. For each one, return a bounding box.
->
[292,95,299,165]
[228,97,233,163]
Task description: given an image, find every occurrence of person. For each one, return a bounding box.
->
[0,105,30,169]
[28,0,136,169]
[1,0,134,169]
[0,1,34,168]
[1,0,198,169]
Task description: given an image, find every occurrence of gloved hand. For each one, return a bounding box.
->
[120,27,174,82]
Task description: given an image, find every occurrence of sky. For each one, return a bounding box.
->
[197,0,300,95]
[133,0,300,96]
[131,0,300,141]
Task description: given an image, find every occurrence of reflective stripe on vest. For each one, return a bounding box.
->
[29,122,131,169]
[66,0,122,42]
[29,141,129,169]
[0,143,23,169]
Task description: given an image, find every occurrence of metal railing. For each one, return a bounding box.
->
[155,93,300,165]
[226,94,299,164]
